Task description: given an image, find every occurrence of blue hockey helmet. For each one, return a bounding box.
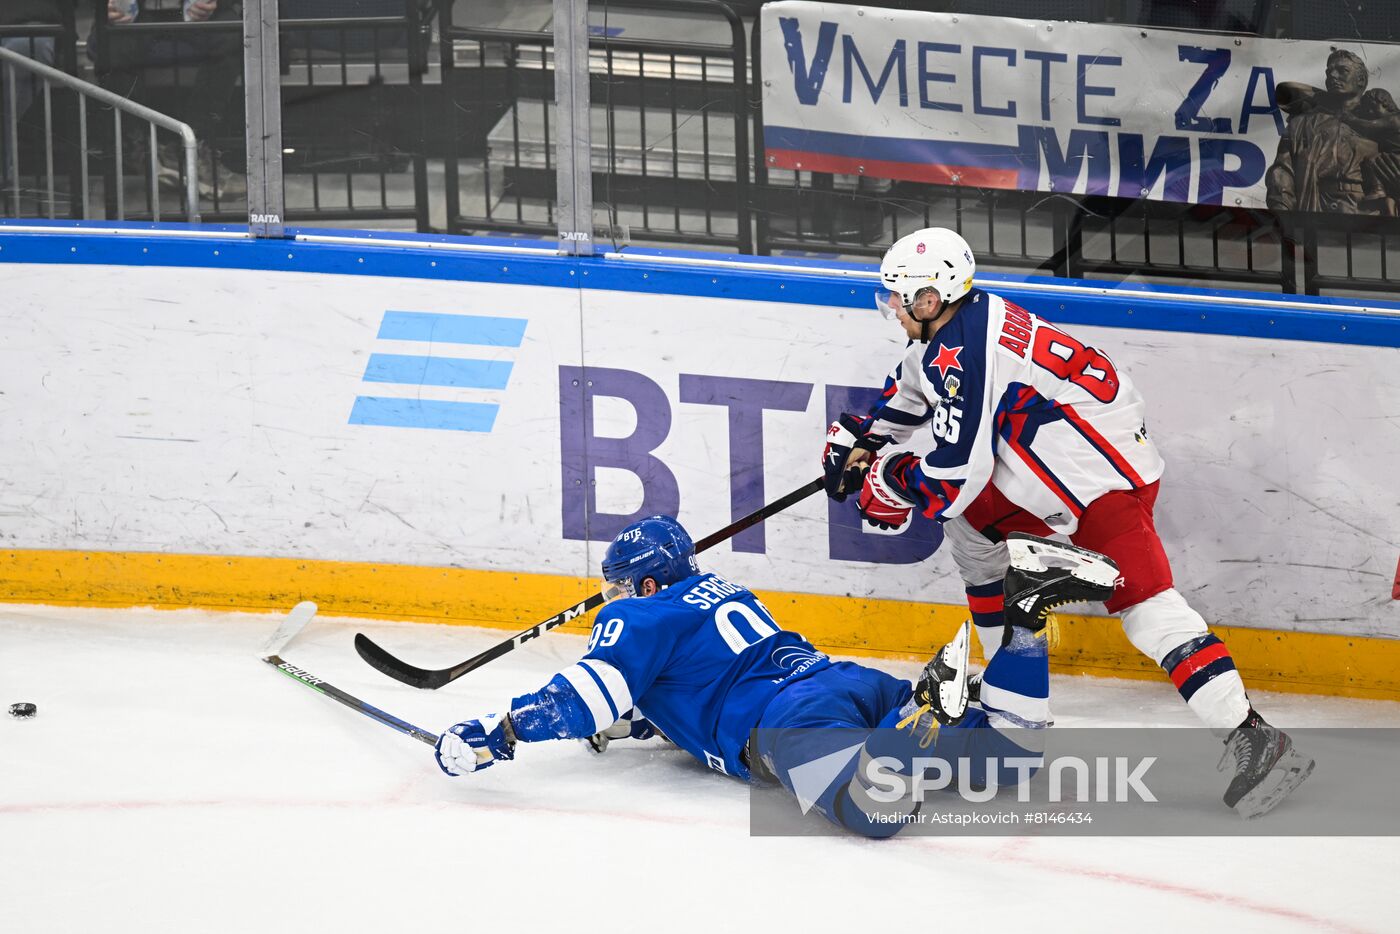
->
[601,516,699,597]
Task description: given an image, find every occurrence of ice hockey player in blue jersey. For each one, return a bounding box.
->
[434,516,1119,837]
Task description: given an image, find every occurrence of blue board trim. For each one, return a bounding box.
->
[1,222,1397,348]
[0,224,577,290]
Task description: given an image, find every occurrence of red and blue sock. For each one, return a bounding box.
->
[965,580,1005,661]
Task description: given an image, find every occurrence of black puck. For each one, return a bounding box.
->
[8,702,36,719]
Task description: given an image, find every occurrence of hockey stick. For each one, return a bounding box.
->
[354,476,825,690]
[261,601,439,747]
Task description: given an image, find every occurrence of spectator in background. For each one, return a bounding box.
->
[1,2,61,110]
[102,0,246,202]
[0,1,64,187]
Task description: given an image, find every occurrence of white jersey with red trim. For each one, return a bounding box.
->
[861,288,1164,535]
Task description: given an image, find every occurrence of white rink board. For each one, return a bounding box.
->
[0,264,590,577]
[0,261,1396,636]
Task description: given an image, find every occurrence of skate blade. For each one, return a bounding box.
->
[1232,748,1316,820]
[1007,533,1120,590]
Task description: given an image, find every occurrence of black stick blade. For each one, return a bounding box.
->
[354,632,456,690]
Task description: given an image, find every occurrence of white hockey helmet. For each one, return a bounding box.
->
[876,227,976,321]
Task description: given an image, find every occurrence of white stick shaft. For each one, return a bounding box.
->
[259,601,318,659]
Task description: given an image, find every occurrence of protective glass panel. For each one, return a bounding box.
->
[0,0,247,223]
[587,1,751,252]
[433,0,556,238]
[7,1,1397,303]
[276,0,431,229]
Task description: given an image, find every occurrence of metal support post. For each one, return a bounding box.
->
[244,0,285,238]
[553,0,593,255]
[5,62,20,216]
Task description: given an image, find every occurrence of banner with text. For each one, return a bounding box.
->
[760,1,1400,212]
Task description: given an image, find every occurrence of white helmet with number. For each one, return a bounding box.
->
[876,227,976,319]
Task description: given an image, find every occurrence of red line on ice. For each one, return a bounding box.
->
[0,790,1374,931]
[913,836,1372,934]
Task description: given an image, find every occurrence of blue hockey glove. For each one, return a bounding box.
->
[857,451,921,531]
[435,712,516,776]
[821,414,890,502]
[583,709,658,754]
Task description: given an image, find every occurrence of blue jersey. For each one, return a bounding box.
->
[508,573,831,778]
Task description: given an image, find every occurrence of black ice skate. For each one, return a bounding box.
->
[899,620,972,747]
[1219,711,1315,819]
[1003,533,1121,640]
[916,619,972,725]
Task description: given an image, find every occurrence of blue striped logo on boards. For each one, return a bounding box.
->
[349,311,527,432]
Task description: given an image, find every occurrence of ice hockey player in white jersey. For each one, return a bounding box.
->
[819,227,1312,819]
[433,516,1119,836]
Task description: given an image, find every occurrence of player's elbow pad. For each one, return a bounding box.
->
[509,675,598,742]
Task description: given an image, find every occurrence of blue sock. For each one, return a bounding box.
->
[957,627,1049,732]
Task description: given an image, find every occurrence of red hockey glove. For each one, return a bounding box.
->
[857,452,920,531]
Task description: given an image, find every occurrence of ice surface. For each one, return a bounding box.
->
[3,605,1397,934]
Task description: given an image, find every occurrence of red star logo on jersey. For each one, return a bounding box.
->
[929,343,963,380]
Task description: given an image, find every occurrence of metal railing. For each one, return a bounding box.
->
[745,174,1300,289]
[0,43,198,222]
[1299,213,1400,296]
